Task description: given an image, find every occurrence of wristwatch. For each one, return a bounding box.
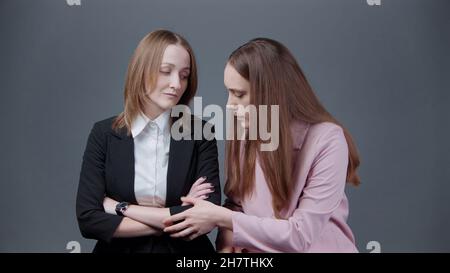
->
[115,202,129,216]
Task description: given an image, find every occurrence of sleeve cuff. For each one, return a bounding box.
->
[169,204,193,216]
[231,211,247,247]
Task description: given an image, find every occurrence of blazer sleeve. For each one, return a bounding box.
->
[169,124,221,215]
[76,122,123,243]
[230,126,349,252]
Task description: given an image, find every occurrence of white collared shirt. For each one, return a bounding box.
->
[131,110,171,207]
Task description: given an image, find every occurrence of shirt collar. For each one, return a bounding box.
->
[131,109,171,138]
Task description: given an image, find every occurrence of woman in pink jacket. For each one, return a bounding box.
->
[163,38,361,253]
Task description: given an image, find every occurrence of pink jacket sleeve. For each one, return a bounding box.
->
[231,126,349,252]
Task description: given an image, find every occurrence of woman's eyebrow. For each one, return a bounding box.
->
[228,88,246,93]
[161,63,190,70]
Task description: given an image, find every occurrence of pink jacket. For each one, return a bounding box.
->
[225,121,358,253]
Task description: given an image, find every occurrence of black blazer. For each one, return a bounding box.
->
[76,116,221,253]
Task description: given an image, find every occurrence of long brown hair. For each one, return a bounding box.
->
[225,38,360,218]
[112,29,197,134]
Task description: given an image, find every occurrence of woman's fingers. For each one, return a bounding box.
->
[193,183,213,192]
[163,212,186,226]
[187,232,200,241]
[189,183,212,196]
[192,176,207,187]
[188,182,213,198]
[193,188,214,198]
[171,227,196,238]
[163,217,189,233]
[187,178,211,197]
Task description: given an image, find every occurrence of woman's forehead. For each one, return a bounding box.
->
[161,44,190,69]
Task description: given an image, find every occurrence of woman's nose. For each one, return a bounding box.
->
[227,95,236,106]
[170,74,181,91]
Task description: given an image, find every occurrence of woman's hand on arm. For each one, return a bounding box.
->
[183,176,215,206]
[162,197,233,241]
[103,176,214,232]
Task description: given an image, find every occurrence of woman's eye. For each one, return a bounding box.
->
[180,74,189,80]
[234,92,244,98]
[159,70,170,75]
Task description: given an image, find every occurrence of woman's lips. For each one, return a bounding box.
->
[163,93,178,98]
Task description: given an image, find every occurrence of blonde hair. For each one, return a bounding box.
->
[113,29,197,134]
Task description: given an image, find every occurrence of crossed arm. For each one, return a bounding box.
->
[162,196,238,252]
[76,121,219,243]
[102,177,214,238]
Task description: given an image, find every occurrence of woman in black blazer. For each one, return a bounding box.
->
[76,30,221,253]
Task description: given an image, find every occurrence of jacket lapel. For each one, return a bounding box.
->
[165,137,194,207]
[110,127,137,204]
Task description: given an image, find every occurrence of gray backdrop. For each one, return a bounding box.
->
[1,0,449,252]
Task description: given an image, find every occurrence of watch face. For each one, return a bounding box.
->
[118,202,128,210]
[116,202,128,216]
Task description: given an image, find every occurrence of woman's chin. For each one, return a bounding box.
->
[156,101,177,111]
